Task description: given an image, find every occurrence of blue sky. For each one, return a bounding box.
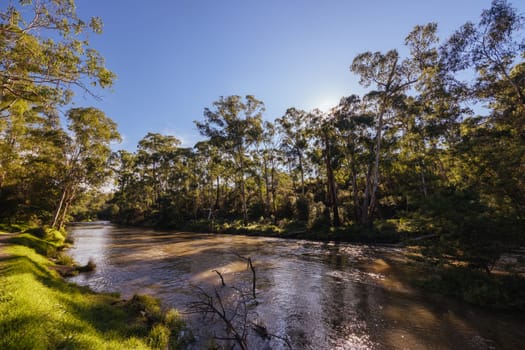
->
[71,0,524,150]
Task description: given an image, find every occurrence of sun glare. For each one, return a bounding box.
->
[316,96,340,112]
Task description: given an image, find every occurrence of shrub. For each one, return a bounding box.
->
[147,324,170,350]
[44,227,66,244]
[128,294,162,323]
[56,252,75,266]
[296,195,310,221]
[164,308,184,332]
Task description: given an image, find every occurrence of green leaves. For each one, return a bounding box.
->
[0,0,115,110]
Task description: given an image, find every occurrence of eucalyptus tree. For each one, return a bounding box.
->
[52,107,120,229]
[260,121,280,217]
[0,0,114,224]
[440,0,525,216]
[0,0,114,112]
[309,108,342,227]
[193,140,230,218]
[441,0,524,106]
[110,149,142,223]
[349,21,444,224]
[136,132,182,207]
[350,50,413,223]
[276,108,311,195]
[0,107,67,222]
[392,23,464,203]
[195,95,264,225]
[332,95,374,222]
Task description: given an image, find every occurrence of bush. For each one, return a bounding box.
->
[147,323,170,350]
[164,309,184,332]
[128,294,163,323]
[25,226,66,245]
[44,227,65,244]
[56,252,75,266]
[296,195,310,221]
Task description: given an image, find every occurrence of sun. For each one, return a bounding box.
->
[316,96,340,112]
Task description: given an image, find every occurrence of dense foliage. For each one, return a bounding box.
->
[1,1,524,276]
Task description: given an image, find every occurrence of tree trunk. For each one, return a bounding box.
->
[239,154,248,226]
[360,159,374,225]
[271,166,277,218]
[419,160,428,198]
[241,175,248,226]
[52,185,68,229]
[298,153,305,195]
[57,192,73,229]
[215,176,220,210]
[324,133,340,227]
[352,170,360,222]
[367,102,386,222]
[288,161,297,194]
[263,155,271,217]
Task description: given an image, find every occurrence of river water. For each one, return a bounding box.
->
[67,222,525,349]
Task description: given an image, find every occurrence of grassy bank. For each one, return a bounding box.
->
[0,227,188,350]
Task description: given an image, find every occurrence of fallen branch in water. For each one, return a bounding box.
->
[186,285,249,350]
[185,255,291,349]
[212,269,226,287]
[233,253,257,299]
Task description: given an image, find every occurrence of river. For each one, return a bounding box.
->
[67,222,525,349]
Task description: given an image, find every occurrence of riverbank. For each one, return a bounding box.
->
[141,218,404,244]
[0,225,189,350]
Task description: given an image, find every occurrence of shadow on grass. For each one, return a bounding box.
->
[7,234,58,257]
[0,254,54,280]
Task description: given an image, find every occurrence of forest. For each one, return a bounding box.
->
[1,0,524,278]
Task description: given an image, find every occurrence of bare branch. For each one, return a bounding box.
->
[212,269,226,287]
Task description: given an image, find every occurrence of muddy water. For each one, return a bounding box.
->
[67,222,525,349]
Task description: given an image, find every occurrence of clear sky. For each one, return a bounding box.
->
[71,0,525,150]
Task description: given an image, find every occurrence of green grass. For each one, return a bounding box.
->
[7,233,62,257]
[0,233,188,349]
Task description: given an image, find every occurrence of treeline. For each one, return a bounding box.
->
[106,1,525,271]
[1,1,524,272]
